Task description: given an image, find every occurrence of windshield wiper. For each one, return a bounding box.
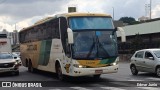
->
[96,36,110,58]
[86,39,96,58]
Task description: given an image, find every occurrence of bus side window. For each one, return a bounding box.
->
[60,17,70,55]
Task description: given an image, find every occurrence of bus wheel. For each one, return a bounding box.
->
[93,74,101,79]
[56,64,64,81]
[28,61,34,73]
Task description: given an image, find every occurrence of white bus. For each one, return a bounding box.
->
[19,13,125,80]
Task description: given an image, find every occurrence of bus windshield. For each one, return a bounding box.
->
[69,17,114,30]
[69,17,117,60]
[72,31,118,59]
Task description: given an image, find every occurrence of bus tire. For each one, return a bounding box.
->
[28,60,34,73]
[26,59,28,67]
[56,63,65,81]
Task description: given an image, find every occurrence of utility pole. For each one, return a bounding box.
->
[112,7,114,20]
[150,0,152,19]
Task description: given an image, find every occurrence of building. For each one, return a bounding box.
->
[0,29,19,45]
[138,16,150,21]
[12,30,19,45]
[117,18,160,54]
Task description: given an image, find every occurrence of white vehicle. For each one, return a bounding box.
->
[0,52,21,75]
[0,34,12,53]
[130,49,160,77]
[12,52,21,57]
[19,13,125,80]
[12,53,22,65]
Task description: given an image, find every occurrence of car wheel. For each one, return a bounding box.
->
[156,67,160,77]
[93,74,101,79]
[130,65,138,75]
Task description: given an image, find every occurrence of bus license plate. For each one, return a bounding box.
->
[95,70,103,74]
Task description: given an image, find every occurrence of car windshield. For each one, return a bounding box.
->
[153,50,160,58]
[0,53,13,59]
[12,53,18,57]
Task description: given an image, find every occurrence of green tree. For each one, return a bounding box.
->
[119,17,136,25]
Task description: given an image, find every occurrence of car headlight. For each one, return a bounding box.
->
[73,64,87,68]
[14,61,18,65]
[15,59,21,64]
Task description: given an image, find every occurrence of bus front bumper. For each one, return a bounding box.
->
[71,65,118,77]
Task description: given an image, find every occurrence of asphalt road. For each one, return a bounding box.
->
[0,62,160,90]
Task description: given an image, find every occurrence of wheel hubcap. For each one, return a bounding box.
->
[132,67,135,73]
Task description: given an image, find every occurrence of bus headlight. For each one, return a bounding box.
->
[110,58,119,66]
[73,64,86,68]
[110,62,117,66]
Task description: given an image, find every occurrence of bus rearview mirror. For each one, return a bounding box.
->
[117,27,126,42]
[67,28,74,44]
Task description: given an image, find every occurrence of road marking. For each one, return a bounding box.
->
[147,77,160,81]
[70,87,92,90]
[110,82,133,87]
[91,84,126,90]
[137,87,159,90]
[128,79,144,81]
[100,87,126,90]
[49,89,61,90]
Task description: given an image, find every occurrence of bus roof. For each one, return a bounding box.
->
[61,12,111,17]
[20,12,111,32]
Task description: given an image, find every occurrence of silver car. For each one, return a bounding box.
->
[0,52,21,75]
[130,49,160,77]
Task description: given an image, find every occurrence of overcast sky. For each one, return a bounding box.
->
[0,0,160,32]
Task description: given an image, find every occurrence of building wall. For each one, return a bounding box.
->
[0,29,19,45]
[117,20,160,37]
[118,20,160,54]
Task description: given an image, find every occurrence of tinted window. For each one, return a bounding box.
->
[145,51,153,58]
[19,18,60,43]
[135,51,144,58]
